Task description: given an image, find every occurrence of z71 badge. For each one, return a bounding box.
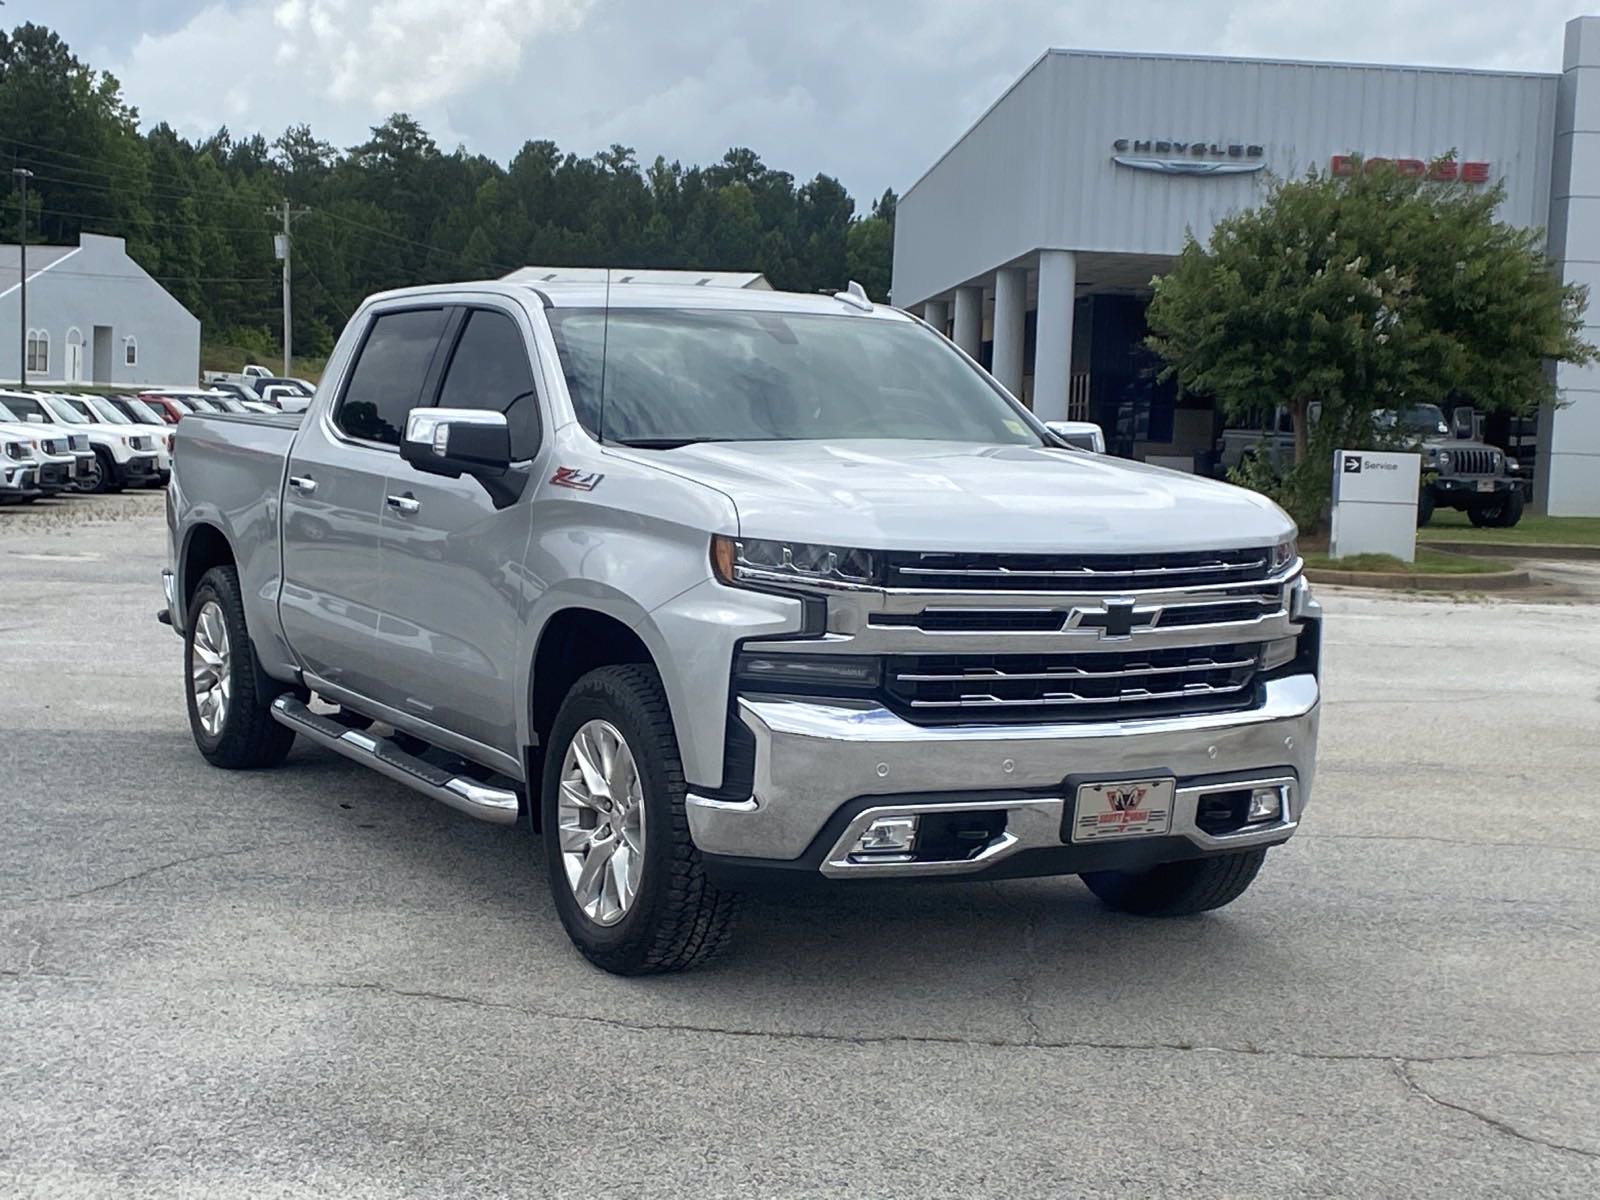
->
[550,466,604,491]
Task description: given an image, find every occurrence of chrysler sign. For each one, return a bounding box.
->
[1112,138,1266,177]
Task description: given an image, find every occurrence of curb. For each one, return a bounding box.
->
[1418,539,1600,562]
[1305,565,1532,591]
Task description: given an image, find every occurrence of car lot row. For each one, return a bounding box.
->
[0,382,311,504]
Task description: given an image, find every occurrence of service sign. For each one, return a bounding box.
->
[1330,449,1422,562]
[1333,450,1421,504]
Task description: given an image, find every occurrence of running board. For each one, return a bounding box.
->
[271,695,521,825]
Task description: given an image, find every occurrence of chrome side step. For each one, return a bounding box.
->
[270,695,521,825]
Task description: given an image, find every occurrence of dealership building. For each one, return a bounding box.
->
[892,15,1600,515]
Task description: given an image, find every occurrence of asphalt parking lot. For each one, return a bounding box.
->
[2,494,1598,1198]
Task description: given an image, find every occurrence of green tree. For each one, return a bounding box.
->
[1146,159,1595,523]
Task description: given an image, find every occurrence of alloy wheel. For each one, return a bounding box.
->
[557,719,647,926]
[190,600,232,737]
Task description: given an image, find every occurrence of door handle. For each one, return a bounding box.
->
[386,493,420,515]
[287,475,317,494]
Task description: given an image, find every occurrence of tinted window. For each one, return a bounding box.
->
[336,308,449,445]
[435,309,541,459]
[546,309,1040,447]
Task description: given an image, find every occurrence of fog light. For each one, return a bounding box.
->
[852,815,918,858]
[1247,786,1283,823]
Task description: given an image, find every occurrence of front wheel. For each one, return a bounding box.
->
[1416,487,1435,528]
[78,449,111,494]
[1080,847,1268,916]
[540,664,739,975]
[1470,489,1524,529]
[184,565,296,769]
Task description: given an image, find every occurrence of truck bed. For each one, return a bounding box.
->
[168,412,301,677]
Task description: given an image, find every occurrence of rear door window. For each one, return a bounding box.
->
[335,308,450,445]
[433,308,542,459]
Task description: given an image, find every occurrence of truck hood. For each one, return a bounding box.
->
[650,440,1294,553]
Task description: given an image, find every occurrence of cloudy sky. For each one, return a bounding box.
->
[30,1,1594,203]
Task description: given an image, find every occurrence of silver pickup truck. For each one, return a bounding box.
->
[162,280,1322,975]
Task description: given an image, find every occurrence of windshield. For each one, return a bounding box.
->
[84,397,128,424]
[547,308,1042,447]
[116,398,164,425]
[0,399,18,423]
[1376,404,1450,436]
[41,396,88,424]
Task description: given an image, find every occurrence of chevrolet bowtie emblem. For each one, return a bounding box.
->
[1068,598,1159,639]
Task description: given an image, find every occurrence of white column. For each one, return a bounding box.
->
[991,267,1028,397]
[1543,16,1600,515]
[923,298,949,337]
[1032,250,1077,423]
[952,286,983,357]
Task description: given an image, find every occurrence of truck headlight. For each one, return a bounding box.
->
[1270,536,1298,572]
[712,536,878,589]
[1437,451,1452,471]
[1506,457,1519,474]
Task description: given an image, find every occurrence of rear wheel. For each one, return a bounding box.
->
[1081,848,1268,916]
[540,664,739,975]
[184,565,296,769]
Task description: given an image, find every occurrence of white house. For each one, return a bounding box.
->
[0,232,201,387]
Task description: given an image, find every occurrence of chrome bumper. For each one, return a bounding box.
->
[687,673,1319,872]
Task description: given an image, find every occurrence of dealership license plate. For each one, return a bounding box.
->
[1476,479,1495,492]
[1071,778,1176,843]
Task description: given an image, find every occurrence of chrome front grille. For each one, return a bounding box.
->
[886,644,1263,721]
[1450,448,1498,476]
[884,547,1270,591]
[868,584,1282,636]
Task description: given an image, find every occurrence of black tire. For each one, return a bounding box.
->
[1080,847,1268,916]
[80,448,113,494]
[184,565,296,769]
[1416,487,1435,528]
[540,663,739,975]
[1492,489,1524,528]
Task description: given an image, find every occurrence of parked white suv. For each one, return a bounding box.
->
[0,391,162,493]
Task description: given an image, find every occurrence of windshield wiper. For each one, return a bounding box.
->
[610,436,736,449]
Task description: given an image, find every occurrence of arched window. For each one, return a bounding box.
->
[25,329,48,375]
[124,335,138,366]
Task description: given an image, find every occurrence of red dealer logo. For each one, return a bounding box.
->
[1331,155,1492,184]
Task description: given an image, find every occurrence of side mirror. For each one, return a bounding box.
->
[1451,406,1475,441]
[402,407,512,479]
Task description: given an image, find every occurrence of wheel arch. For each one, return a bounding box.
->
[180,522,237,621]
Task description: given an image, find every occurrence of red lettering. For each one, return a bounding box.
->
[1428,160,1458,181]
[1461,161,1490,183]
[1396,158,1425,178]
[1331,154,1356,176]
[1364,157,1391,173]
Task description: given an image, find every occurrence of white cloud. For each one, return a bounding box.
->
[117,0,593,146]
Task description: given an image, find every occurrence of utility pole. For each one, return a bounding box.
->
[270,199,310,376]
[12,168,32,387]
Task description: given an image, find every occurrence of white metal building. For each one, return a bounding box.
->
[0,232,201,388]
[893,15,1600,516]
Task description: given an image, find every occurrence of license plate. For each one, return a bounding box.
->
[1071,778,1176,843]
[1476,479,1495,493]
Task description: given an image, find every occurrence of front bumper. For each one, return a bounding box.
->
[122,454,161,483]
[1432,476,1517,499]
[688,673,1319,879]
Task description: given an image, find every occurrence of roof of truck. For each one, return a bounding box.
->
[366,279,907,319]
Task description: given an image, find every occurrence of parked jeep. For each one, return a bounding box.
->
[1379,405,1523,528]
